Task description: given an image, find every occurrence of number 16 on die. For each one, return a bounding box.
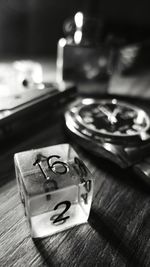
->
[14,144,94,238]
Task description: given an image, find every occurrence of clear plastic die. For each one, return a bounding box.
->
[14,143,94,238]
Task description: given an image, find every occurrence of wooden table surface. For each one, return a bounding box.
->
[1,60,150,267]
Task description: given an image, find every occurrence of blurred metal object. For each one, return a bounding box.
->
[57,12,114,95]
[13,60,43,86]
[114,39,150,75]
[0,60,43,98]
[0,60,44,111]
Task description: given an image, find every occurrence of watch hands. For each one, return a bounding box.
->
[98,106,119,124]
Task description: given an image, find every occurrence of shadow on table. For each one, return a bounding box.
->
[33,238,57,267]
[89,208,143,267]
[33,228,74,267]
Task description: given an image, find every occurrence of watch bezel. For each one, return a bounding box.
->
[66,98,150,145]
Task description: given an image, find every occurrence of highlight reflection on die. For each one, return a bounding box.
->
[14,144,94,238]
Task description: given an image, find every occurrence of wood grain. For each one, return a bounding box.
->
[1,63,150,267]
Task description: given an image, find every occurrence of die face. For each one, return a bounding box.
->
[29,185,79,217]
[30,185,79,238]
[14,144,80,196]
[29,181,93,238]
[14,143,94,238]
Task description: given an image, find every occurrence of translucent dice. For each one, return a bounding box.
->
[14,144,94,238]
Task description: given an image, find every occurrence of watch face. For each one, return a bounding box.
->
[65,98,150,143]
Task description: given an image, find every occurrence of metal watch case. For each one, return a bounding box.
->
[65,98,150,168]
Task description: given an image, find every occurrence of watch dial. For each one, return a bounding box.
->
[74,99,150,138]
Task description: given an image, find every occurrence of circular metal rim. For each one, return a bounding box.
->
[65,98,150,144]
[75,98,150,137]
[65,113,129,166]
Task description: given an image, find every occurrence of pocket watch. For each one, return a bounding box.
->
[65,98,150,184]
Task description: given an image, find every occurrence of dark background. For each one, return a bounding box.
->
[0,0,150,57]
